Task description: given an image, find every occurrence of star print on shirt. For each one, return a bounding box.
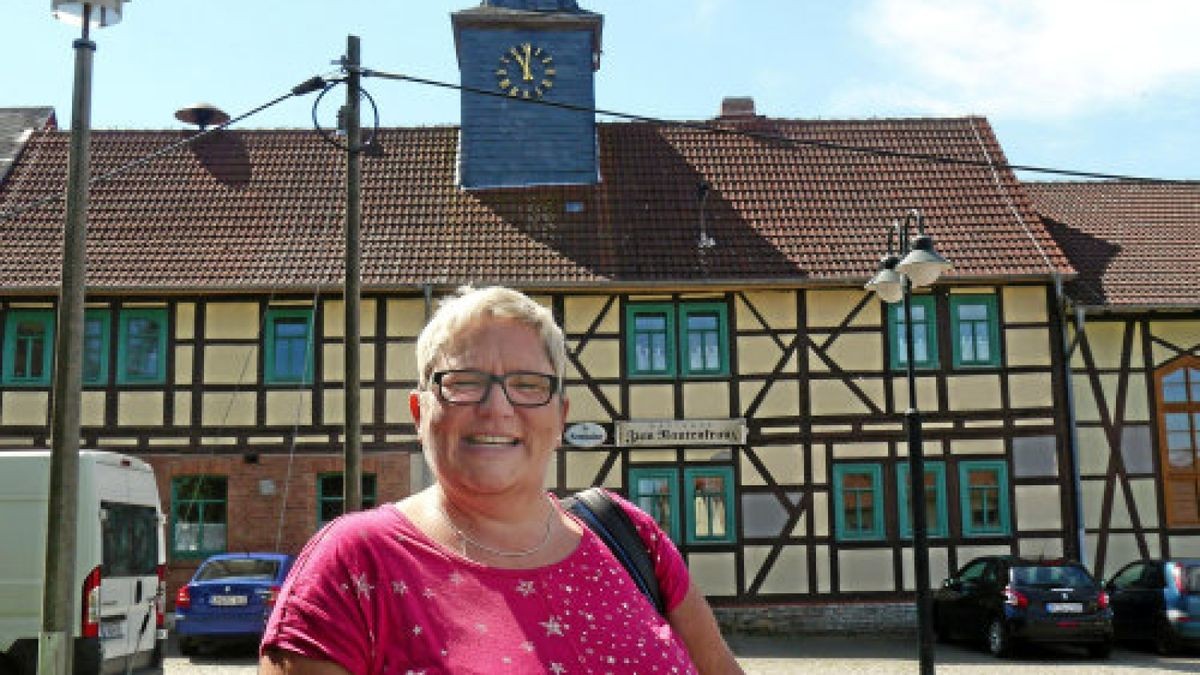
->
[520,641,535,652]
[392,580,408,595]
[541,616,565,636]
[549,663,566,674]
[350,572,374,598]
[449,571,465,585]
[516,580,535,596]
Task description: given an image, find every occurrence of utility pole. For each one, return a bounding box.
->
[343,35,363,513]
[42,11,95,675]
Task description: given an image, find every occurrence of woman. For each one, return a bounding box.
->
[260,286,743,674]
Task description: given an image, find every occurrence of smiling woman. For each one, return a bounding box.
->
[259,285,743,674]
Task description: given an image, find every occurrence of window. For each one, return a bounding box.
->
[888,295,938,370]
[171,476,227,557]
[949,295,1001,367]
[101,502,159,577]
[897,461,948,538]
[317,473,377,526]
[684,466,735,544]
[627,303,675,376]
[681,303,729,376]
[626,301,729,377]
[84,309,111,385]
[1157,358,1200,526]
[2,309,54,386]
[833,464,885,540]
[628,468,681,541]
[117,308,168,384]
[265,308,314,384]
[959,460,1010,536]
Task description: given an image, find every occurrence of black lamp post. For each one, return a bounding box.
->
[865,208,952,675]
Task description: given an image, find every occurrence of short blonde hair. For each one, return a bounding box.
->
[415,286,567,389]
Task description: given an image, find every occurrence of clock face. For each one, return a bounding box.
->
[495,43,556,99]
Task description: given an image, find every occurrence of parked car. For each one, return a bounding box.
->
[932,556,1113,657]
[173,552,295,655]
[1106,558,1200,654]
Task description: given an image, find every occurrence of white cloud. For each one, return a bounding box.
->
[844,0,1200,119]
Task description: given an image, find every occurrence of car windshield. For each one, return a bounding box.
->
[1011,564,1093,588]
[196,558,281,582]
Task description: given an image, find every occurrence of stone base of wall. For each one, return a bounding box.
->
[714,602,916,636]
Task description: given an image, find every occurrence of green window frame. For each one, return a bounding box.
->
[2,309,55,386]
[680,303,730,377]
[264,308,314,384]
[683,466,735,544]
[959,460,1011,536]
[117,308,168,384]
[949,295,1001,368]
[83,309,111,386]
[317,473,378,526]
[897,461,948,538]
[832,463,885,540]
[170,475,227,557]
[888,295,938,370]
[626,303,676,377]
[628,467,681,542]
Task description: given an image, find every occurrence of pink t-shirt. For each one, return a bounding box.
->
[261,491,697,674]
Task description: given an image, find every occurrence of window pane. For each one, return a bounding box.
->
[842,473,875,534]
[966,468,1001,530]
[272,316,309,380]
[959,324,976,362]
[651,333,667,371]
[1191,368,1200,402]
[15,320,47,378]
[958,304,987,321]
[1163,369,1187,403]
[84,316,105,382]
[635,476,673,531]
[125,316,162,379]
[692,475,726,538]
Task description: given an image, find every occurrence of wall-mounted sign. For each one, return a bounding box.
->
[615,419,747,447]
[564,422,607,448]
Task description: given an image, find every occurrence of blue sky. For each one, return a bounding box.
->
[6,0,1199,180]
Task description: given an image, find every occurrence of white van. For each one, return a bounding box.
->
[0,450,166,674]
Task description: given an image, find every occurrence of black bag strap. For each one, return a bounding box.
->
[562,487,666,615]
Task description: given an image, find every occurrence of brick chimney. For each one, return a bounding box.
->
[718,96,757,119]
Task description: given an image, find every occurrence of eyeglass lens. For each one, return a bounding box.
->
[436,370,555,406]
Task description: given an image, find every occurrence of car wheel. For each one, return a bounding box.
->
[986,617,1013,658]
[179,636,199,657]
[1087,641,1113,658]
[1153,618,1177,656]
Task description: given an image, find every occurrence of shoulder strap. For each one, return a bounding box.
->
[562,487,666,615]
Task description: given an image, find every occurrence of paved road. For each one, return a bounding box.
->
[156,633,1200,674]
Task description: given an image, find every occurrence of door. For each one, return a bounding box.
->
[99,501,160,664]
[942,559,992,638]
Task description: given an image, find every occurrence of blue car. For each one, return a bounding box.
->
[173,552,295,655]
[1107,558,1200,654]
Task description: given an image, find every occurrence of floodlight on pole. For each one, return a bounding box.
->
[864,207,951,675]
[43,2,127,674]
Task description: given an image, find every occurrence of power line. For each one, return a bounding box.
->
[365,68,1184,184]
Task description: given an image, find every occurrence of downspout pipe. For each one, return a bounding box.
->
[1054,273,1088,566]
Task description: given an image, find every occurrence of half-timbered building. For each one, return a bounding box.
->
[1028,180,1200,583]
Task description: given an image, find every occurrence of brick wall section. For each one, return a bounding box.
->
[145,451,412,608]
[714,602,916,636]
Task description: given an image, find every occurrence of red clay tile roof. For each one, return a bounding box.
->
[0,116,1073,292]
[1026,180,1200,309]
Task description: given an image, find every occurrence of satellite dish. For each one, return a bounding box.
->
[174,102,230,130]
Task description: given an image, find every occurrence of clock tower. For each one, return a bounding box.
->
[452,0,603,188]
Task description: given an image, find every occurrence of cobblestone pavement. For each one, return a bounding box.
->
[155,634,1200,673]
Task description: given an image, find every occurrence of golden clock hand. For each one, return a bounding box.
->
[518,43,534,81]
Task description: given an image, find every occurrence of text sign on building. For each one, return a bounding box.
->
[615,419,747,447]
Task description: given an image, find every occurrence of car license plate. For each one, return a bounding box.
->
[99,620,125,640]
[1046,602,1083,613]
[210,594,248,606]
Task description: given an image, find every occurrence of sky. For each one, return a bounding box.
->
[5,0,1199,181]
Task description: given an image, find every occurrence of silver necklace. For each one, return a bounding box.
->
[437,494,555,558]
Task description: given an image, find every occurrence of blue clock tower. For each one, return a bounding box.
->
[452,0,603,188]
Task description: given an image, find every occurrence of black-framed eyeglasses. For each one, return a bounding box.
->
[430,369,560,408]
